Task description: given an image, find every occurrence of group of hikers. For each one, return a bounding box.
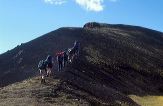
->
[38,41,80,83]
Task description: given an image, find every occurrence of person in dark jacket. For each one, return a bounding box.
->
[63,51,68,67]
[56,52,64,71]
[67,48,75,63]
[73,40,80,56]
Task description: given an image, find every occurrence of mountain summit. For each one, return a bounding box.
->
[0,22,163,105]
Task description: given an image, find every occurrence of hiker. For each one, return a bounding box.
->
[67,41,80,63]
[63,50,68,67]
[67,48,75,63]
[56,52,64,71]
[73,40,80,56]
[45,55,53,77]
[38,60,47,83]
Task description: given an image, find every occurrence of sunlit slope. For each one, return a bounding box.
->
[129,95,163,106]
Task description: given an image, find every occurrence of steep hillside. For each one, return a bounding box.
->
[0,22,163,105]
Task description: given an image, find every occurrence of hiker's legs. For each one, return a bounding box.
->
[39,69,42,81]
[71,55,74,62]
[74,48,79,58]
[58,62,60,71]
[63,59,67,67]
[40,69,44,79]
[40,69,46,83]
[69,55,72,63]
[49,68,52,76]
[63,59,65,67]
[58,61,62,71]
[39,69,42,76]
[46,68,52,77]
[59,61,62,71]
[61,61,63,70]
[46,68,49,76]
[64,61,66,67]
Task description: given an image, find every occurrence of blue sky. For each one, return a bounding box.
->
[0,0,163,54]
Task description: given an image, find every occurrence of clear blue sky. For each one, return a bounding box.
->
[0,0,163,54]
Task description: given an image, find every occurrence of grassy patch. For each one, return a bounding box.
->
[129,95,163,106]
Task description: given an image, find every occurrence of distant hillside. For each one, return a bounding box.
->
[0,22,163,105]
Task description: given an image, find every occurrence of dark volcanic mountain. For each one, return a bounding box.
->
[0,22,163,106]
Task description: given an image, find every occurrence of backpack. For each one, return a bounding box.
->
[46,55,52,62]
[38,60,46,69]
